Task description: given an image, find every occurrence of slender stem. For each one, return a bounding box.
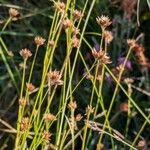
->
[130,114,150,149]
[15,59,27,149]
[98,47,132,144]
[1,17,12,32]
[81,113,90,150]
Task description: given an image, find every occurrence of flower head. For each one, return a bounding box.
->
[72,27,80,35]
[48,40,55,48]
[122,0,137,20]
[53,2,65,13]
[96,15,112,28]
[19,97,27,107]
[71,36,79,48]
[86,105,95,115]
[63,19,73,29]
[68,101,77,110]
[47,70,63,85]
[9,8,19,18]
[124,78,134,85]
[92,48,111,64]
[34,36,45,46]
[21,117,29,131]
[120,102,128,113]
[103,30,113,43]
[137,140,146,148]
[44,113,56,122]
[20,48,32,60]
[75,113,83,121]
[26,83,35,92]
[127,39,136,48]
[73,9,83,20]
[42,131,52,143]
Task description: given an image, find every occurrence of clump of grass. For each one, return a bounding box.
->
[0,0,150,149]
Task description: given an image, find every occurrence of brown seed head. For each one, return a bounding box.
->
[71,36,79,48]
[54,2,65,12]
[103,30,113,43]
[34,36,45,46]
[48,40,55,47]
[20,48,32,60]
[116,64,124,72]
[73,9,83,20]
[122,0,137,20]
[68,101,77,110]
[96,15,112,28]
[137,140,146,148]
[127,39,136,48]
[120,102,128,113]
[44,113,56,122]
[92,48,105,59]
[19,97,27,107]
[42,131,52,142]
[124,78,134,85]
[9,8,19,18]
[21,117,29,131]
[92,48,111,64]
[47,70,63,85]
[75,113,83,121]
[101,54,112,64]
[69,117,78,130]
[72,27,80,35]
[26,83,35,92]
[63,19,73,29]
[134,44,145,53]
[86,105,95,114]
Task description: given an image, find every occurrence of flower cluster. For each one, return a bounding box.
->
[119,102,128,113]
[42,131,52,143]
[75,113,83,122]
[103,30,113,44]
[20,48,32,60]
[34,36,45,46]
[20,117,29,131]
[9,8,19,18]
[127,39,136,48]
[47,70,63,85]
[63,19,73,29]
[71,36,79,48]
[92,48,111,64]
[133,43,150,71]
[122,0,137,20]
[86,105,95,115]
[19,97,27,107]
[44,113,56,122]
[26,83,35,92]
[68,101,77,110]
[96,15,112,28]
[48,40,55,48]
[53,2,65,13]
[73,9,83,21]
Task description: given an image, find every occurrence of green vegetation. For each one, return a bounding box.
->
[0,0,150,149]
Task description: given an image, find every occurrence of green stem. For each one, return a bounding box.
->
[98,47,132,144]
[130,114,150,149]
[15,59,27,149]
